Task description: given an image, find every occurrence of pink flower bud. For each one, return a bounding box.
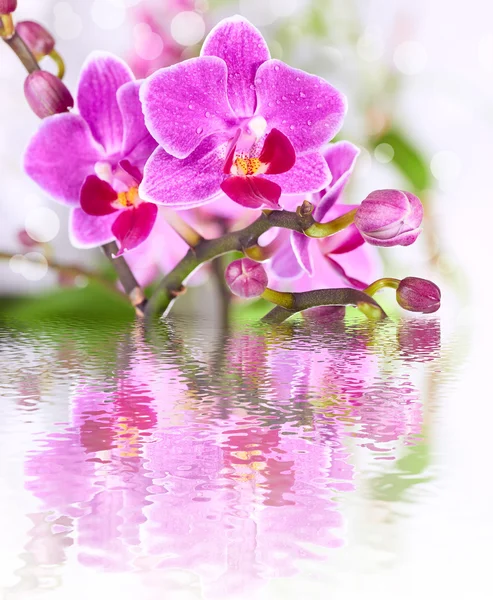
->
[225,258,268,298]
[0,0,17,14]
[396,277,441,314]
[354,189,423,247]
[17,21,55,58]
[24,71,73,119]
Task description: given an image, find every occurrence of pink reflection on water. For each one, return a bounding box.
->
[23,321,438,596]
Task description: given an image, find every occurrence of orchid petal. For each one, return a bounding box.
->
[117,80,157,167]
[140,56,238,159]
[320,223,365,255]
[220,176,281,209]
[80,175,118,216]
[291,232,314,275]
[259,128,296,174]
[325,256,368,290]
[112,202,158,255]
[140,136,228,208]
[24,113,104,206]
[77,52,134,155]
[315,141,360,221]
[266,151,331,194]
[269,230,305,280]
[255,59,346,153]
[201,16,270,117]
[69,207,117,249]
[119,160,142,184]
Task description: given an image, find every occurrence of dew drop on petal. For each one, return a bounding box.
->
[196,127,203,134]
[290,125,295,130]
[307,120,312,126]
[317,103,323,108]
[205,111,210,118]
[299,91,306,98]
[188,103,193,109]
[282,96,287,101]
[274,65,280,71]
[249,84,255,90]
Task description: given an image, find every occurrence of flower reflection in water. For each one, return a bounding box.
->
[17,317,441,598]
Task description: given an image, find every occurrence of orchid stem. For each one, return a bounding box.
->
[304,208,357,238]
[364,277,400,297]
[162,209,203,248]
[261,288,387,324]
[146,205,386,321]
[48,49,65,79]
[145,207,317,319]
[0,14,14,39]
[102,242,147,317]
[2,30,40,73]
[261,288,295,310]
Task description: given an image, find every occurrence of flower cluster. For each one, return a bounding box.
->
[4,12,440,319]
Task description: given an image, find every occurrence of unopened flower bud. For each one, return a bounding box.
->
[16,21,55,59]
[0,0,17,14]
[225,258,268,298]
[396,277,441,314]
[24,71,73,118]
[354,189,423,247]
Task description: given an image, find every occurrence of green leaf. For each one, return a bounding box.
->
[373,128,432,192]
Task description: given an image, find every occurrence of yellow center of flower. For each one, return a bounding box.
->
[234,156,262,176]
[117,186,139,208]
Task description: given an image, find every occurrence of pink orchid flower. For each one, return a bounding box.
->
[24,52,158,255]
[140,16,346,210]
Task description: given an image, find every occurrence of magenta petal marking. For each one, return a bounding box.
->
[140,56,238,159]
[111,202,158,255]
[117,80,157,167]
[325,256,367,290]
[119,160,142,184]
[259,128,296,174]
[140,136,228,208]
[77,52,133,155]
[80,175,118,216]
[201,16,270,117]
[315,141,360,221]
[69,207,118,249]
[255,59,346,153]
[291,231,313,276]
[24,113,104,206]
[266,151,331,194]
[220,176,281,209]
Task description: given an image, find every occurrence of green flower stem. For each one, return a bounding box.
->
[261,288,387,324]
[2,30,40,73]
[48,49,65,79]
[162,209,203,248]
[364,277,400,297]
[0,14,15,40]
[304,208,357,238]
[145,208,318,319]
[261,288,295,310]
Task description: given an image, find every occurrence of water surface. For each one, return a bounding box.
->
[0,316,471,599]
